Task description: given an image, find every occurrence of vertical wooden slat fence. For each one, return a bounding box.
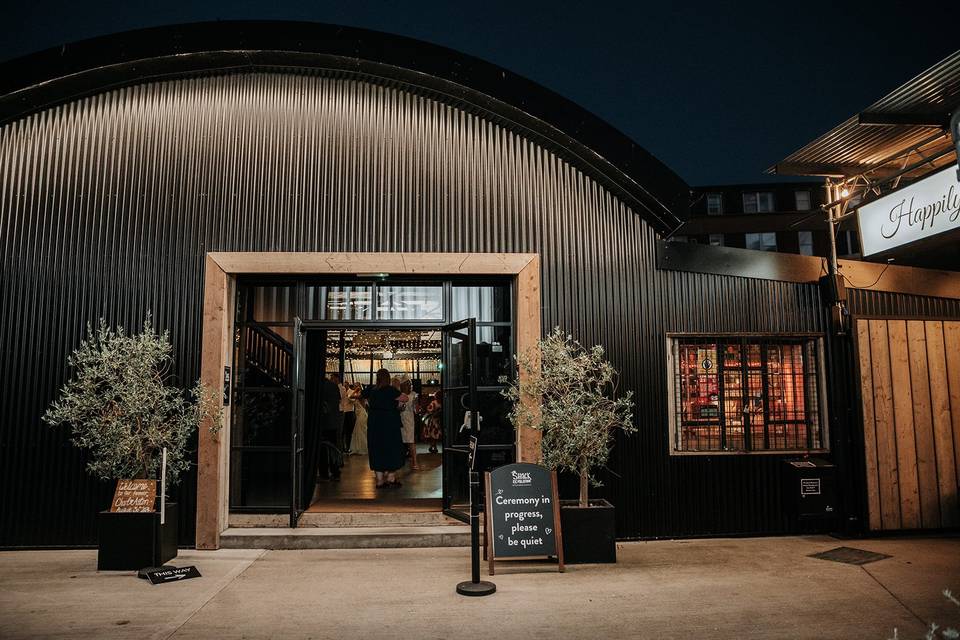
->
[856,318,960,530]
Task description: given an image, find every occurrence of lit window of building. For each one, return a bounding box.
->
[798,231,814,256]
[743,191,774,213]
[745,232,777,251]
[668,336,825,453]
[706,193,723,215]
[794,190,811,211]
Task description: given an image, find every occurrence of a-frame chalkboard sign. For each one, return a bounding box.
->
[484,462,564,574]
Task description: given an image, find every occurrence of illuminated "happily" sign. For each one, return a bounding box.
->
[857,165,960,257]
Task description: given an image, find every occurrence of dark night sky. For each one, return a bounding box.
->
[2,1,957,186]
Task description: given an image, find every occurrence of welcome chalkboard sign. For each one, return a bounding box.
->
[110,479,156,513]
[484,462,564,574]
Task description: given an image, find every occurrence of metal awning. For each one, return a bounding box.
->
[769,50,960,178]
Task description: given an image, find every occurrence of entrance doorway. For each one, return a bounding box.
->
[196,252,541,549]
[229,277,517,527]
[296,326,449,518]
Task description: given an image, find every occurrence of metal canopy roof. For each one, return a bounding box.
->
[770,50,960,178]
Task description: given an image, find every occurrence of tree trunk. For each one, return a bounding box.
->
[579,463,589,508]
[140,452,152,480]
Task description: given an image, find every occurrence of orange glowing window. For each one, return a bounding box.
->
[670,336,824,453]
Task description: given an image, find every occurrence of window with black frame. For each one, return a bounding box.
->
[668,336,825,453]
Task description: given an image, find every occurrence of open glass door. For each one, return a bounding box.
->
[441,318,478,522]
[290,317,307,527]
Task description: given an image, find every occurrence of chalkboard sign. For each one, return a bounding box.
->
[110,479,157,513]
[484,463,564,574]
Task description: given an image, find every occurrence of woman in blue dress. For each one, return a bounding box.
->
[361,369,407,488]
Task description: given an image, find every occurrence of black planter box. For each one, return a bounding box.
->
[97,502,178,571]
[559,499,617,564]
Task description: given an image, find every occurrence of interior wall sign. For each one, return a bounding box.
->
[857,165,960,256]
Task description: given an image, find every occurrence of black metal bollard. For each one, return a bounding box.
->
[456,470,495,596]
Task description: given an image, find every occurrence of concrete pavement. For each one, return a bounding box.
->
[1,535,958,639]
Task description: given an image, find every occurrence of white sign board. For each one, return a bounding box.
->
[857,165,960,257]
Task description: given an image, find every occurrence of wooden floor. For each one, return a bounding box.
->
[307,444,443,513]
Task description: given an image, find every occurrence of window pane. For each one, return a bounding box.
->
[798,231,814,256]
[247,286,296,323]
[743,193,758,213]
[706,193,723,215]
[451,285,511,322]
[721,344,744,451]
[306,285,372,320]
[745,233,762,250]
[676,342,720,452]
[795,191,811,211]
[673,337,823,453]
[476,325,512,386]
[376,285,443,320]
[762,232,778,251]
[240,324,293,388]
[758,192,774,213]
[765,343,810,450]
[709,234,724,247]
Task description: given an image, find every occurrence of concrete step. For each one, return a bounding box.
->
[219,525,472,550]
[229,512,461,528]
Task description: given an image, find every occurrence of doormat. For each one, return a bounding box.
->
[808,546,891,565]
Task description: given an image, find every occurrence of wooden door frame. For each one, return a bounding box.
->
[196,252,542,549]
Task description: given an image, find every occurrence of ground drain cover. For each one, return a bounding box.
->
[808,546,891,565]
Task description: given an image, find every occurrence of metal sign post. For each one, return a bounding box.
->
[456,436,495,597]
[160,447,167,525]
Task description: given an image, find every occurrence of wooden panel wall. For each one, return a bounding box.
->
[856,319,960,531]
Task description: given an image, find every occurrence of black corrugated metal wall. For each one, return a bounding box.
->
[2,69,953,547]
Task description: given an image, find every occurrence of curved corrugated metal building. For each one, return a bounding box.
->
[2,21,957,549]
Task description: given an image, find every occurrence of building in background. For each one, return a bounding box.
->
[674,181,861,260]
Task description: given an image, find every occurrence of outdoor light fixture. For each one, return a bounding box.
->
[840,188,850,197]
[356,272,390,278]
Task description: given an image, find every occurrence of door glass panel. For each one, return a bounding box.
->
[475,326,511,385]
[376,285,443,320]
[476,391,515,445]
[445,390,515,446]
[241,325,294,388]
[230,450,290,508]
[444,389,475,448]
[451,285,511,322]
[442,451,470,513]
[237,391,292,446]
[444,332,469,388]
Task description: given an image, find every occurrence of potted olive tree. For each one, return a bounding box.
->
[503,327,634,564]
[44,316,220,570]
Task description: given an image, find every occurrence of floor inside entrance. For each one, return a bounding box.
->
[308,444,442,513]
[305,327,446,515]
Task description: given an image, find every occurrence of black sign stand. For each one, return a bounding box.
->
[456,437,496,597]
